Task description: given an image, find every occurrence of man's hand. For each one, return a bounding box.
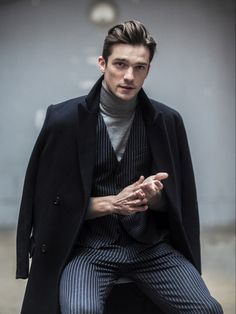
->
[86,176,148,219]
[86,173,168,220]
[139,172,168,206]
[112,176,148,215]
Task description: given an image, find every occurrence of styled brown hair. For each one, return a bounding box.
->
[102,20,157,63]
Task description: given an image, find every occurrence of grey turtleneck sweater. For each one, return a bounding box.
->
[99,81,137,162]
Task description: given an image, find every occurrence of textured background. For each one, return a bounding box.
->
[0,0,235,227]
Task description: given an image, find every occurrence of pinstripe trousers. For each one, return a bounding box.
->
[59,241,223,314]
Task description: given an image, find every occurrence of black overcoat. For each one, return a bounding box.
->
[16,76,201,313]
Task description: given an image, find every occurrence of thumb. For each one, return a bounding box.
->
[154,172,169,181]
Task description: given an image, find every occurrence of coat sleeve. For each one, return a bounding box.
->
[176,113,201,273]
[16,105,53,279]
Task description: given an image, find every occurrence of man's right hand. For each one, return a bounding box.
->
[112,176,148,215]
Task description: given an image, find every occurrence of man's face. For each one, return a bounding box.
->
[98,43,150,101]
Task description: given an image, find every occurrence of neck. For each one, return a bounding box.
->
[100,80,137,117]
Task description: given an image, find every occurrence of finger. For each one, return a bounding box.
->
[134,189,146,199]
[153,180,163,190]
[132,175,145,187]
[154,172,168,181]
[142,175,154,184]
[129,204,148,213]
[119,203,148,215]
[125,196,148,206]
[128,189,145,199]
[140,184,153,196]
[119,189,145,202]
[125,197,148,206]
[141,182,159,193]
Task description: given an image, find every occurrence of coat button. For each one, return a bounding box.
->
[41,244,47,253]
[53,194,61,205]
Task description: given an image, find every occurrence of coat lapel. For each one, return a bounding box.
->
[139,90,180,213]
[148,115,180,212]
[76,77,103,198]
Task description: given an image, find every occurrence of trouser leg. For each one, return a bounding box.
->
[59,247,119,314]
[129,242,223,314]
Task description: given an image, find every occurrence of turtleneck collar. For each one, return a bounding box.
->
[100,80,137,117]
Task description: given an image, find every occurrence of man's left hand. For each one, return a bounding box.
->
[139,172,168,204]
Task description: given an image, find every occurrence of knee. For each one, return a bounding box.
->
[202,299,224,314]
[60,303,101,314]
[60,290,101,314]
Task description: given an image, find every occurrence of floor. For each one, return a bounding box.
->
[0,226,235,314]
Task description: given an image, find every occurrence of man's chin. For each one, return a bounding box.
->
[116,92,136,101]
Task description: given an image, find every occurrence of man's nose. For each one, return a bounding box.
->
[124,67,134,81]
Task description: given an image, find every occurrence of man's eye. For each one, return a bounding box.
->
[115,62,125,68]
[136,65,146,70]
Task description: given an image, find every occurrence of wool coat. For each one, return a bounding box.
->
[16,76,201,314]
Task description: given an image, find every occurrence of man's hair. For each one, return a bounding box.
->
[102,20,157,63]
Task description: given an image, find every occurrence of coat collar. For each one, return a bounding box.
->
[81,75,162,123]
[82,76,103,113]
[138,88,160,124]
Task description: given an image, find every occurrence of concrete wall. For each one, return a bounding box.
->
[0,0,235,227]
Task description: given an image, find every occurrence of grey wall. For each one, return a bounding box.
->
[0,0,235,227]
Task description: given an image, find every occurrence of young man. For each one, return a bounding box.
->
[16,20,223,313]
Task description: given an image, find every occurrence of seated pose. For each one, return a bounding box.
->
[16,20,223,314]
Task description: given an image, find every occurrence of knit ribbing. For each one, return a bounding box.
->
[100,81,137,161]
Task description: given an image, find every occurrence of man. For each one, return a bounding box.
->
[16,20,223,313]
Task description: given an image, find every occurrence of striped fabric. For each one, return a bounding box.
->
[60,242,223,314]
[75,107,169,249]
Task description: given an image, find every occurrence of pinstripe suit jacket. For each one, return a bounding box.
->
[16,76,200,314]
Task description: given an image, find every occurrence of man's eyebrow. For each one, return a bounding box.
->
[135,62,149,66]
[113,58,128,62]
[113,58,148,66]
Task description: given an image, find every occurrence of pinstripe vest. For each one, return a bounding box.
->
[76,107,169,248]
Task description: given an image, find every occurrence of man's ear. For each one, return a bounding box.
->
[98,56,106,73]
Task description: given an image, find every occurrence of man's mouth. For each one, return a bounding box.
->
[119,85,135,90]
